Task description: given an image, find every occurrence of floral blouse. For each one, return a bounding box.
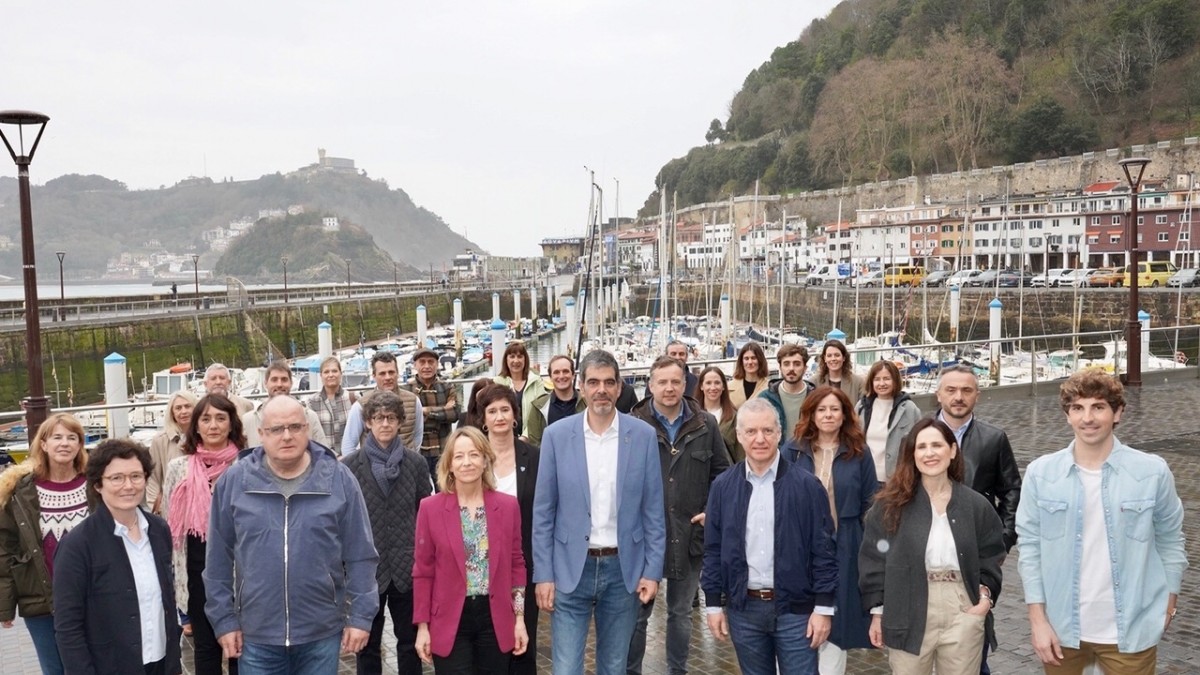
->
[460,505,490,597]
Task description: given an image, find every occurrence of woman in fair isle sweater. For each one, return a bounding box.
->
[0,412,93,675]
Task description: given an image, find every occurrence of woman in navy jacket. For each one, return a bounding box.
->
[54,439,181,675]
[785,385,877,674]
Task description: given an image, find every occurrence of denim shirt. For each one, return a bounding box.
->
[1016,437,1187,653]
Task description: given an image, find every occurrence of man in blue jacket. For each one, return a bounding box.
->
[532,349,666,675]
[702,397,838,675]
[205,396,380,674]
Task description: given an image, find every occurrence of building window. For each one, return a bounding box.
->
[1112,215,1121,225]
[1137,216,1144,225]
[975,239,988,247]
[941,239,954,248]
[1158,232,1169,242]
[1030,237,1043,247]
[1156,215,1167,224]
[1092,216,1100,225]
[1109,236,1120,244]
[1181,231,1190,241]
[1089,236,1099,244]
[942,224,954,232]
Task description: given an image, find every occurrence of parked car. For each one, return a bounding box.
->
[1123,261,1178,288]
[996,270,1034,287]
[1167,268,1200,288]
[1084,267,1123,287]
[947,269,981,287]
[854,270,885,288]
[967,269,1003,287]
[922,270,952,287]
[1061,268,1098,287]
[1032,268,1073,287]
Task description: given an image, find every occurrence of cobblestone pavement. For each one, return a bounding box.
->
[4,377,1200,673]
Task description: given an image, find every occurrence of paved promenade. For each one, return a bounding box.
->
[4,376,1199,673]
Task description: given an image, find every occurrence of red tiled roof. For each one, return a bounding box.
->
[1084,180,1122,194]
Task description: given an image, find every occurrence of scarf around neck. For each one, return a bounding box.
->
[363,432,406,496]
[167,441,239,548]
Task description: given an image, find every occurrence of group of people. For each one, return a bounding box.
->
[0,336,1187,675]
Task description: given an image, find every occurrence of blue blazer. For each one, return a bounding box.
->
[532,412,665,594]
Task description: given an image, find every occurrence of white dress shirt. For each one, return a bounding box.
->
[583,410,620,548]
[114,509,167,665]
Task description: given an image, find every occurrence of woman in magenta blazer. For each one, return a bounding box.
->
[414,427,528,673]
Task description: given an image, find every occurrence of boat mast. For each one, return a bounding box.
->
[659,189,669,349]
[833,197,842,331]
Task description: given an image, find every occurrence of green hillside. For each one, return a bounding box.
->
[643,0,1200,214]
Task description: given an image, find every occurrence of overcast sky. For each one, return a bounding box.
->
[5,1,840,256]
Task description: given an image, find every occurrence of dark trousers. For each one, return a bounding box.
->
[144,658,166,675]
[432,596,510,675]
[187,536,238,675]
[358,583,420,675]
[509,583,539,675]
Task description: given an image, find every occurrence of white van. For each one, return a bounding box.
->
[807,263,849,286]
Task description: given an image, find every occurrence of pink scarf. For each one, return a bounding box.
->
[167,442,239,548]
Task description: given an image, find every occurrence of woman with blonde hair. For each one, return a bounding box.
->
[729,341,770,410]
[147,390,197,513]
[0,413,92,675]
[414,427,528,672]
[307,355,357,450]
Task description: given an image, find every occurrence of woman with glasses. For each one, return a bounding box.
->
[0,412,92,675]
[343,391,433,675]
[414,427,528,673]
[307,356,357,451]
[53,439,181,674]
[476,383,540,675]
[161,394,245,675]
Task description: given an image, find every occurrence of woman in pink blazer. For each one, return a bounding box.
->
[414,427,529,673]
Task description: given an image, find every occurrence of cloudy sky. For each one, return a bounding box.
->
[6,1,840,256]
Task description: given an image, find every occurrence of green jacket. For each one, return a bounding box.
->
[524,387,586,447]
[0,463,94,621]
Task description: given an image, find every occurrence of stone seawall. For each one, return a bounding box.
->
[0,290,516,412]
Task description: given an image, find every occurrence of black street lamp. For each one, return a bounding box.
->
[281,255,289,303]
[1120,156,1151,387]
[191,254,201,309]
[345,258,352,298]
[0,110,51,440]
[55,250,65,301]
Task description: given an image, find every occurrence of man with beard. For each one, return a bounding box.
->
[758,344,813,442]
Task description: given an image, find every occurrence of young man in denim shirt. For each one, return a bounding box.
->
[1016,369,1187,674]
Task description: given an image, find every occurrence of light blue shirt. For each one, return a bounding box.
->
[744,452,780,590]
[1016,437,1188,653]
[936,411,973,447]
[651,402,691,446]
[114,509,166,665]
[341,396,424,456]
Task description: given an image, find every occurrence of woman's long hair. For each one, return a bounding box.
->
[733,341,768,380]
[163,390,198,439]
[29,412,88,480]
[794,386,866,459]
[184,394,247,453]
[875,418,963,533]
[817,339,852,383]
[698,366,735,422]
[864,360,902,398]
[462,377,497,429]
[499,341,530,381]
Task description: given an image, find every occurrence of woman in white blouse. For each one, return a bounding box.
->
[856,360,922,481]
[858,418,1005,674]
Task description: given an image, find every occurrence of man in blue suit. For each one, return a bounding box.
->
[533,349,666,675]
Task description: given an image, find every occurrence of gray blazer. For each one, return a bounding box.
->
[858,482,1006,656]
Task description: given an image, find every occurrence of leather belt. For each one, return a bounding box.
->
[927,570,961,582]
[747,588,775,600]
[587,547,619,557]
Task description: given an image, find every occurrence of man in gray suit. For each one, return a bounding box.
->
[533,349,666,675]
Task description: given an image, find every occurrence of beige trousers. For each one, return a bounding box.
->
[888,580,986,675]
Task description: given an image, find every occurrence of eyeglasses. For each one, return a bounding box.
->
[263,422,307,437]
[370,414,400,424]
[103,472,146,486]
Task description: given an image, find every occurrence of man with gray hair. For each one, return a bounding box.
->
[533,349,666,675]
[203,363,254,414]
[701,397,837,675]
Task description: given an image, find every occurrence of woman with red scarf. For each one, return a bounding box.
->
[161,394,246,675]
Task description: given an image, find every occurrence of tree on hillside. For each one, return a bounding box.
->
[922,34,1017,171]
[1002,98,1097,162]
[705,119,727,144]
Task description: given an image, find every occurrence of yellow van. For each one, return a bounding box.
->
[1122,261,1177,288]
[883,265,926,287]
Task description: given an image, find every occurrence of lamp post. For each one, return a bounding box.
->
[191,254,201,309]
[345,258,352,298]
[1120,156,1151,387]
[0,110,51,440]
[55,251,65,301]
[280,255,289,303]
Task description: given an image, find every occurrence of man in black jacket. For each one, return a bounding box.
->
[934,365,1022,675]
[626,356,731,675]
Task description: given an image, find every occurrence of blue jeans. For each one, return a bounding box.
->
[24,615,64,675]
[726,599,818,675]
[627,555,702,675]
[551,554,640,675]
[239,634,341,675]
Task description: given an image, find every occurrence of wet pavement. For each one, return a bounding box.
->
[4,375,1200,673]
